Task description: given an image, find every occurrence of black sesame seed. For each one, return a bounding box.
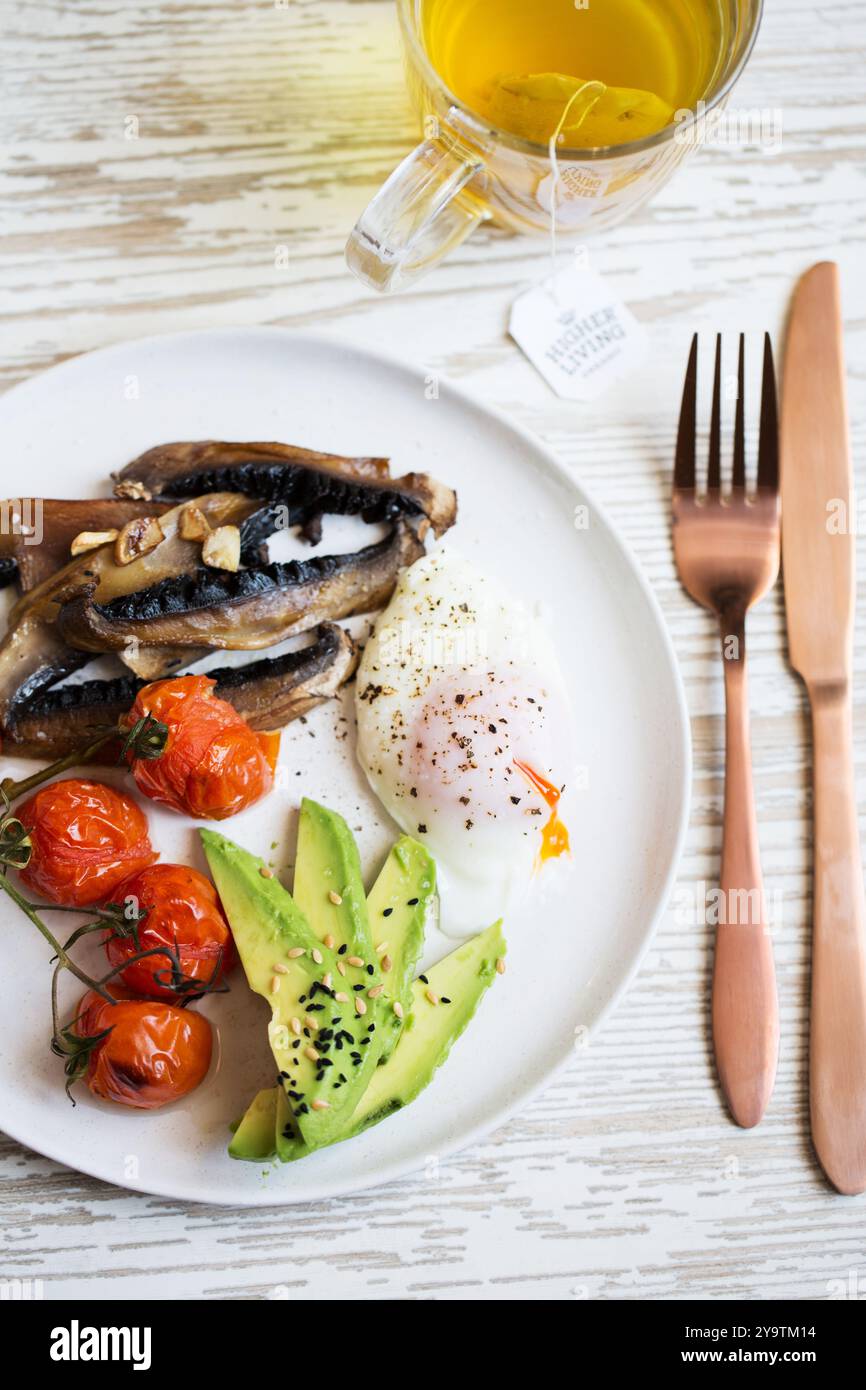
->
[418,824,427,833]
[440,996,452,1004]
[419,974,429,984]
[383,907,394,917]
[353,983,365,992]
[339,1073,347,1084]
[367,1024,375,1033]
[407,897,419,906]
[338,944,347,955]
[366,964,374,976]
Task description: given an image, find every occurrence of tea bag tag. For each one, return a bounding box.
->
[510,263,647,401]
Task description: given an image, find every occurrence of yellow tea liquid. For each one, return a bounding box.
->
[422,0,726,147]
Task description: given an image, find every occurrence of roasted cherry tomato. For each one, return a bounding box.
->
[105,862,235,1000]
[17,778,156,906]
[74,986,212,1110]
[122,676,278,820]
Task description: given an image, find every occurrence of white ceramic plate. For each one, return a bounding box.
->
[0,329,689,1206]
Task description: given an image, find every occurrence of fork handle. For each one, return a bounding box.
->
[809,686,866,1194]
[712,627,779,1128]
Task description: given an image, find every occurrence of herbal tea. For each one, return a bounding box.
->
[422,0,726,147]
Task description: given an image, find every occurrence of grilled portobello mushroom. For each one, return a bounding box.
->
[113,439,457,540]
[0,498,175,592]
[58,520,425,655]
[2,623,358,761]
[0,492,260,726]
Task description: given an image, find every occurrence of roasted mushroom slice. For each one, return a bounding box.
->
[0,498,175,592]
[58,521,426,655]
[113,439,457,540]
[2,624,358,761]
[0,492,260,727]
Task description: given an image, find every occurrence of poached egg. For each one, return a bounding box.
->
[355,549,573,935]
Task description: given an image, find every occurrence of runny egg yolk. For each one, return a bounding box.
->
[514,759,571,865]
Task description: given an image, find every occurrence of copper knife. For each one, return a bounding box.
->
[781,260,866,1194]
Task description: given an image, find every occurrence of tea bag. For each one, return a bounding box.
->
[487,72,674,147]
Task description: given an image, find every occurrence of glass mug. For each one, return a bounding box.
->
[346,0,764,293]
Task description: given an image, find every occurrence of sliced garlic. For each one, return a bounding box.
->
[179,504,211,543]
[202,524,241,572]
[114,516,165,566]
[70,529,119,557]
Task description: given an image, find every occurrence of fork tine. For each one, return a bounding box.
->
[731,333,746,492]
[757,332,779,491]
[707,333,722,493]
[674,333,698,491]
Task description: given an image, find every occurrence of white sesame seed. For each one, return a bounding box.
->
[375,941,389,954]
[334,991,349,1003]
[270,975,281,995]
[495,957,506,975]
[273,962,289,975]
[304,1016,318,1031]
[337,960,346,976]
[259,866,274,879]
[425,988,439,1006]
[393,1001,404,1020]
[355,997,367,1016]
[367,985,384,999]
[346,956,364,968]
[290,1017,302,1036]
[322,972,332,989]
[328,890,343,906]
[381,954,393,974]
[304,1046,320,1062]
[312,948,323,964]
[311,1099,330,1111]
[324,933,336,949]
[288,947,305,959]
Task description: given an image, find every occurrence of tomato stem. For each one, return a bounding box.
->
[0,729,117,804]
[0,713,168,807]
[0,870,102,995]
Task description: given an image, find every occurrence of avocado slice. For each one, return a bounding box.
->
[201,830,388,1151]
[292,798,372,954]
[229,1086,277,1162]
[232,831,435,1160]
[234,920,505,1164]
[273,800,388,1160]
[335,919,505,1140]
[365,835,434,1061]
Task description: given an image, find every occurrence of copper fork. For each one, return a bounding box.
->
[672,333,780,1128]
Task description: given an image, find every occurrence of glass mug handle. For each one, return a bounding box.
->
[346,122,487,293]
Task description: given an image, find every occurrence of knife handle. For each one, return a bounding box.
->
[810,686,866,1194]
[712,640,780,1128]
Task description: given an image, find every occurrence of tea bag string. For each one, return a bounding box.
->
[547,80,606,305]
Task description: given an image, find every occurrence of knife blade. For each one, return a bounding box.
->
[781,260,866,1194]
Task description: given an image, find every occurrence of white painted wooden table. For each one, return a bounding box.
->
[2,0,865,1302]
